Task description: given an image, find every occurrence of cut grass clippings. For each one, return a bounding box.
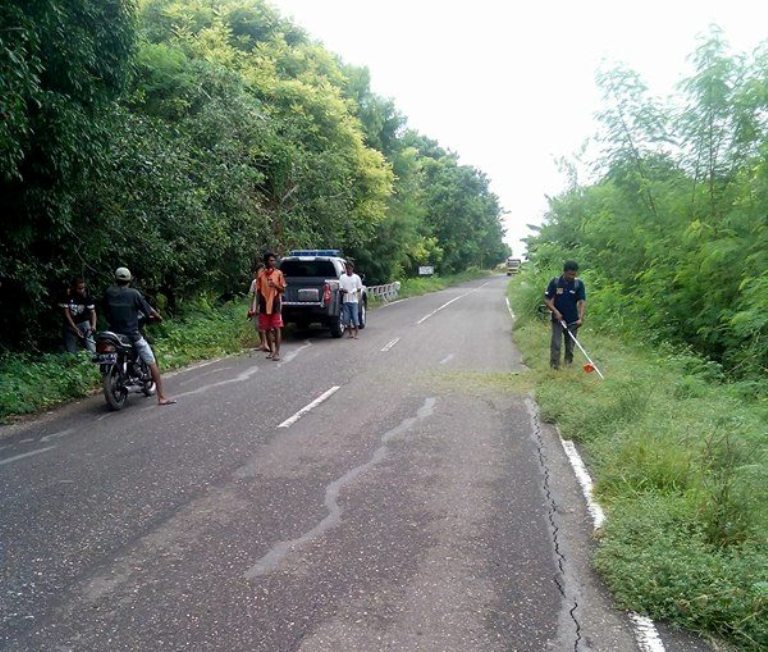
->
[508,275,768,650]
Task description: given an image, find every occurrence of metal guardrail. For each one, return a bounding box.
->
[367,281,401,302]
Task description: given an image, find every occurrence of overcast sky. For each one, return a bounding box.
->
[270,0,767,256]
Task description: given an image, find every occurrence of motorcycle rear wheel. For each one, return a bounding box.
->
[142,380,156,397]
[138,360,156,397]
[103,366,128,411]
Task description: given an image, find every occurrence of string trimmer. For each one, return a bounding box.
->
[560,320,604,379]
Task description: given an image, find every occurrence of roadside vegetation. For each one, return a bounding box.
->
[509,274,767,649]
[0,0,508,356]
[514,30,768,649]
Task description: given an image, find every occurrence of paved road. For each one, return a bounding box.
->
[1,277,709,651]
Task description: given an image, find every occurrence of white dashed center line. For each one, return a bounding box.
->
[380,337,400,352]
[277,386,340,429]
[416,293,470,325]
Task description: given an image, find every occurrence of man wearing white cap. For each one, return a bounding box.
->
[104,267,175,406]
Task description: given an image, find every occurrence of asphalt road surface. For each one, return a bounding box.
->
[1,276,712,651]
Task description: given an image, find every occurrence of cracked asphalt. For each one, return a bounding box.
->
[0,276,714,651]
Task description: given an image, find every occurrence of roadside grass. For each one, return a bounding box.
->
[508,273,768,650]
[0,298,259,423]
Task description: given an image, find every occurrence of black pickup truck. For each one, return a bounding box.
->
[279,250,367,338]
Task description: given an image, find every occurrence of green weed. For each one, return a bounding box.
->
[508,273,768,649]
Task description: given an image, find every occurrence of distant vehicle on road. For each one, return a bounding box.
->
[279,250,367,338]
[506,257,522,275]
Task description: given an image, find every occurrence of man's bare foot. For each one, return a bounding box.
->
[271,354,280,361]
[265,352,273,359]
[158,398,177,406]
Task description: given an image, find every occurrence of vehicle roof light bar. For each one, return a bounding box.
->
[287,249,342,257]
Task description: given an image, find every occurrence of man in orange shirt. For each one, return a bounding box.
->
[256,252,287,361]
[247,263,270,353]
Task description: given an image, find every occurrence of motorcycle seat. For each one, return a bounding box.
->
[100,331,134,348]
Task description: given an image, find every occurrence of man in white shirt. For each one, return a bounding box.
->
[339,261,363,339]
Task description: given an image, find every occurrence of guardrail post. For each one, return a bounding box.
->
[367,282,400,302]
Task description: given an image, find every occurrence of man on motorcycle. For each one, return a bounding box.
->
[103,267,175,406]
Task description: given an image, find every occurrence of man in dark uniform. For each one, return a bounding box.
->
[544,261,586,369]
[103,267,175,406]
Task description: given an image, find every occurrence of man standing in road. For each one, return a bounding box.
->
[339,261,363,339]
[247,263,270,353]
[104,267,175,406]
[256,253,286,361]
[61,277,97,353]
[544,260,586,369]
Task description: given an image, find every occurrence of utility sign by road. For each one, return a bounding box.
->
[418,265,434,275]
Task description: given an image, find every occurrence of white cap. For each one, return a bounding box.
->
[115,267,132,281]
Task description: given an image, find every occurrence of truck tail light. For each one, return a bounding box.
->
[322,283,331,305]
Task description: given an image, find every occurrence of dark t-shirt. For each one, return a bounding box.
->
[59,292,96,325]
[103,285,153,337]
[545,276,586,324]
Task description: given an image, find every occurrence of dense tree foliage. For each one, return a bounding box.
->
[0,0,508,351]
[527,28,768,377]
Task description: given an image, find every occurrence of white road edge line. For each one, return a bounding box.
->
[416,293,470,325]
[277,386,340,429]
[560,437,665,651]
[0,446,57,467]
[178,365,235,387]
[380,337,400,352]
[628,613,667,652]
[378,298,407,308]
[40,428,75,443]
[559,440,605,530]
[505,296,515,319]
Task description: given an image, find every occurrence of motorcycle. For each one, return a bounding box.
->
[92,325,156,411]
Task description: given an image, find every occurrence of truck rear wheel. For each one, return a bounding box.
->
[329,315,345,338]
[357,300,366,329]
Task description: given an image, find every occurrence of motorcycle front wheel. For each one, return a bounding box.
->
[103,365,128,411]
